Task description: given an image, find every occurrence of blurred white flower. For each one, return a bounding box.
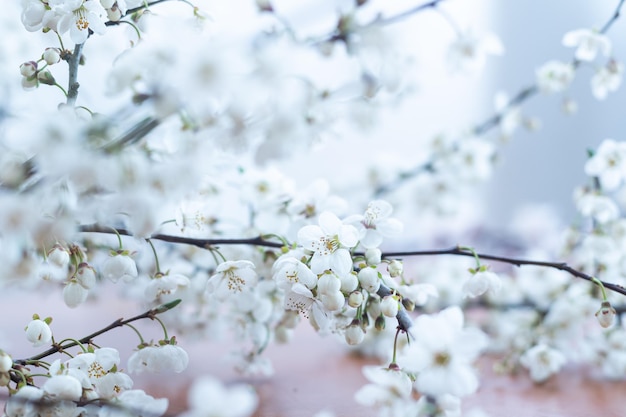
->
[462,269,502,298]
[562,28,611,62]
[101,252,138,283]
[536,60,575,93]
[447,30,504,73]
[591,59,623,100]
[178,376,258,417]
[128,344,189,374]
[520,344,566,383]
[584,139,626,191]
[354,365,413,412]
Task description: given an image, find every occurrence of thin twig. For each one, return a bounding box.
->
[14,300,180,364]
[374,0,626,196]
[381,246,626,297]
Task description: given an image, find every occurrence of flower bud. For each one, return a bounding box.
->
[321,291,345,311]
[380,295,399,318]
[375,315,386,331]
[63,281,88,308]
[339,273,358,293]
[25,319,52,347]
[43,48,61,65]
[106,6,122,22]
[21,76,38,90]
[317,272,341,295]
[102,253,138,283]
[401,297,415,312]
[37,69,56,86]
[19,61,37,77]
[76,263,97,289]
[348,291,364,308]
[595,300,616,328]
[345,322,365,345]
[0,372,10,387]
[387,260,403,277]
[365,248,382,265]
[47,244,70,269]
[358,267,380,293]
[0,351,12,373]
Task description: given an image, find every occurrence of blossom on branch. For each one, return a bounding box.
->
[297,211,358,276]
[399,306,487,398]
[562,28,611,62]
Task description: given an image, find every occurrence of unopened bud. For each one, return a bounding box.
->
[43,48,61,65]
[380,295,399,318]
[37,70,56,86]
[19,61,37,77]
[0,351,12,373]
[375,315,386,331]
[387,260,403,277]
[595,300,616,328]
[365,248,382,265]
[345,322,365,345]
[0,372,10,387]
[401,297,415,312]
[348,291,364,308]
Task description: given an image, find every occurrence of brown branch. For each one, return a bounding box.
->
[14,299,181,365]
[79,224,285,249]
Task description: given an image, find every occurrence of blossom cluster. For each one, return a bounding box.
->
[3,0,626,417]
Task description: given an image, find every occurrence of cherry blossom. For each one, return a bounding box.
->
[345,200,403,249]
[207,260,258,300]
[520,344,567,383]
[562,28,611,62]
[297,212,359,276]
[399,307,488,397]
[584,139,626,191]
[536,60,575,93]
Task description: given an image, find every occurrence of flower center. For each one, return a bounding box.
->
[434,351,451,367]
[75,8,89,31]
[227,271,246,293]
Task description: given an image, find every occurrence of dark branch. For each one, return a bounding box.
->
[14,299,181,364]
[381,246,626,297]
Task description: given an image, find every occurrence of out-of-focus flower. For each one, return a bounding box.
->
[536,60,575,93]
[562,28,611,62]
[520,344,566,383]
[447,30,504,73]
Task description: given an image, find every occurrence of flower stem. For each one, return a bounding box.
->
[592,276,608,300]
[146,238,162,274]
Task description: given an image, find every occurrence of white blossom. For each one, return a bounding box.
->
[128,344,189,374]
[345,200,403,249]
[207,260,258,300]
[178,376,258,417]
[520,344,567,383]
[25,319,52,347]
[101,252,138,283]
[562,28,611,62]
[297,212,358,276]
[462,269,502,298]
[399,306,488,397]
[585,139,626,191]
[591,59,623,100]
[447,30,504,73]
[536,60,575,93]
